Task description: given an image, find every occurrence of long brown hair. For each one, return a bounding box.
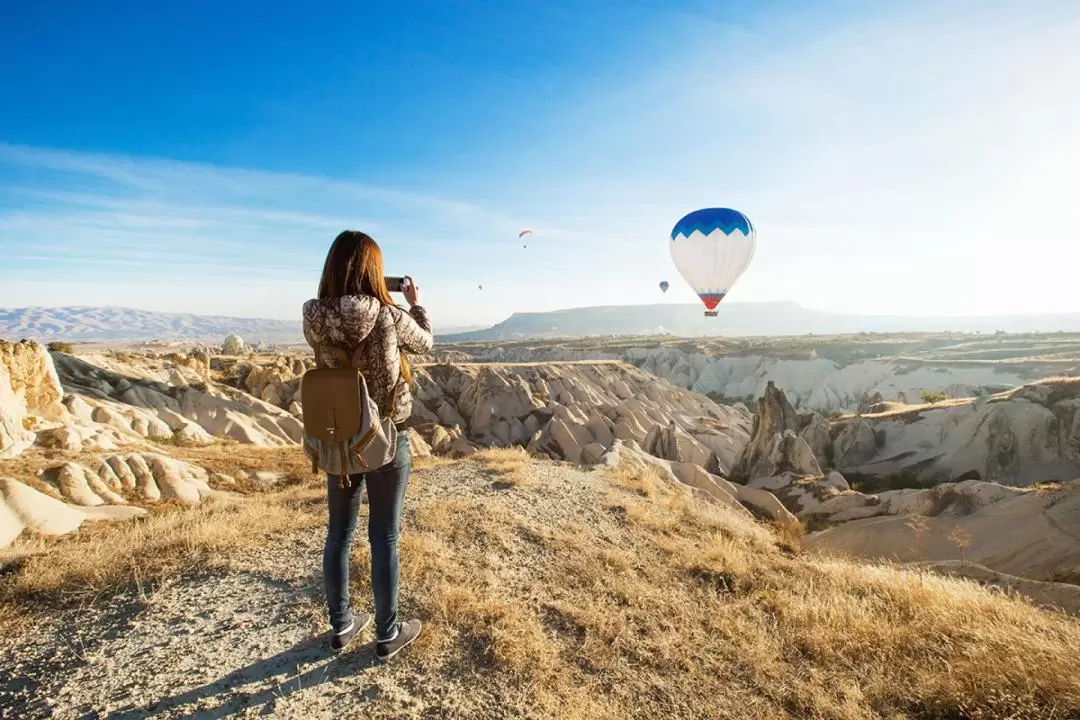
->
[317,230,411,383]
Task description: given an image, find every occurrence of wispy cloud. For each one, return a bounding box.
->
[0,142,635,322]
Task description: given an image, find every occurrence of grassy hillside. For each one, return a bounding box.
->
[2,450,1079,718]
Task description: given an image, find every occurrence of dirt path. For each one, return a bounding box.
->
[1,529,433,719]
[0,459,604,719]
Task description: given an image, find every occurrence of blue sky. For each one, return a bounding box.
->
[1,0,1078,327]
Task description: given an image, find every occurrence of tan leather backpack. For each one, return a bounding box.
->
[300,367,397,488]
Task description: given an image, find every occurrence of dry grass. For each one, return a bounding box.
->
[165,443,313,483]
[0,447,86,490]
[472,446,531,486]
[380,461,1080,719]
[3,454,1080,718]
[411,454,454,471]
[0,481,325,617]
[604,459,666,499]
[0,444,315,495]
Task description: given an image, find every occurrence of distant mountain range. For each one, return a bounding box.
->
[440,302,1080,341]
[3,303,1079,344]
[0,306,305,343]
[0,306,491,344]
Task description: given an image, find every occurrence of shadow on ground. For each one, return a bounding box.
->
[0,591,147,719]
[109,634,381,719]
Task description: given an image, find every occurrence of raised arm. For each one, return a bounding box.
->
[395,275,433,354]
[394,305,433,354]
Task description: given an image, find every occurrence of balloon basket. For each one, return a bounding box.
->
[704,310,718,317]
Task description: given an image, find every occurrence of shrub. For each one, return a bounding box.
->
[919,390,948,404]
[46,341,74,354]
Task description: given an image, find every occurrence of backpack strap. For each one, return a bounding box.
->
[338,442,350,489]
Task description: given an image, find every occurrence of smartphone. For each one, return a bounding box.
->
[384,276,406,292]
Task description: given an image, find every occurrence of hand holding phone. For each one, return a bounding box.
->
[402,276,421,307]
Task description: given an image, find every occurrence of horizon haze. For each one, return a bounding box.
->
[4,302,1080,344]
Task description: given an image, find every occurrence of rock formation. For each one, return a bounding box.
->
[37,452,216,507]
[1,340,69,457]
[0,477,147,548]
[857,391,885,414]
[832,419,878,467]
[3,340,66,420]
[717,377,1080,588]
[222,335,245,355]
[408,362,751,471]
[600,440,797,526]
[453,341,1051,413]
[52,352,303,447]
[6,338,1079,600]
[834,379,1080,486]
[235,356,309,411]
[730,382,821,482]
[0,359,34,458]
[0,449,225,548]
[797,412,832,469]
[807,479,1080,582]
[406,428,433,459]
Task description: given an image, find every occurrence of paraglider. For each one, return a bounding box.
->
[519,228,533,248]
[669,208,755,317]
[659,281,669,294]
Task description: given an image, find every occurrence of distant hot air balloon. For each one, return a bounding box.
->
[659,281,669,294]
[519,228,533,248]
[669,208,756,317]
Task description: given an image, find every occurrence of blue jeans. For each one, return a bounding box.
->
[324,432,411,640]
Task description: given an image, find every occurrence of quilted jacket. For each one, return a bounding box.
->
[302,295,433,424]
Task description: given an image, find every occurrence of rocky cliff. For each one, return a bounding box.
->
[408,361,752,475]
[718,380,1080,590]
[0,341,66,458]
[446,335,1079,413]
[5,341,1080,597]
[835,379,1080,487]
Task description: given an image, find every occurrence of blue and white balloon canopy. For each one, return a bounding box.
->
[669,208,756,317]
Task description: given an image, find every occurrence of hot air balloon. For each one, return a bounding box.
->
[519,228,533,248]
[670,208,755,317]
[659,281,669,294]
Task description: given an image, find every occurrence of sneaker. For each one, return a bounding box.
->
[330,611,372,653]
[375,619,422,662]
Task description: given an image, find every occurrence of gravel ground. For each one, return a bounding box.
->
[0,459,612,719]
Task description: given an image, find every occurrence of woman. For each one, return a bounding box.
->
[302,230,433,660]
